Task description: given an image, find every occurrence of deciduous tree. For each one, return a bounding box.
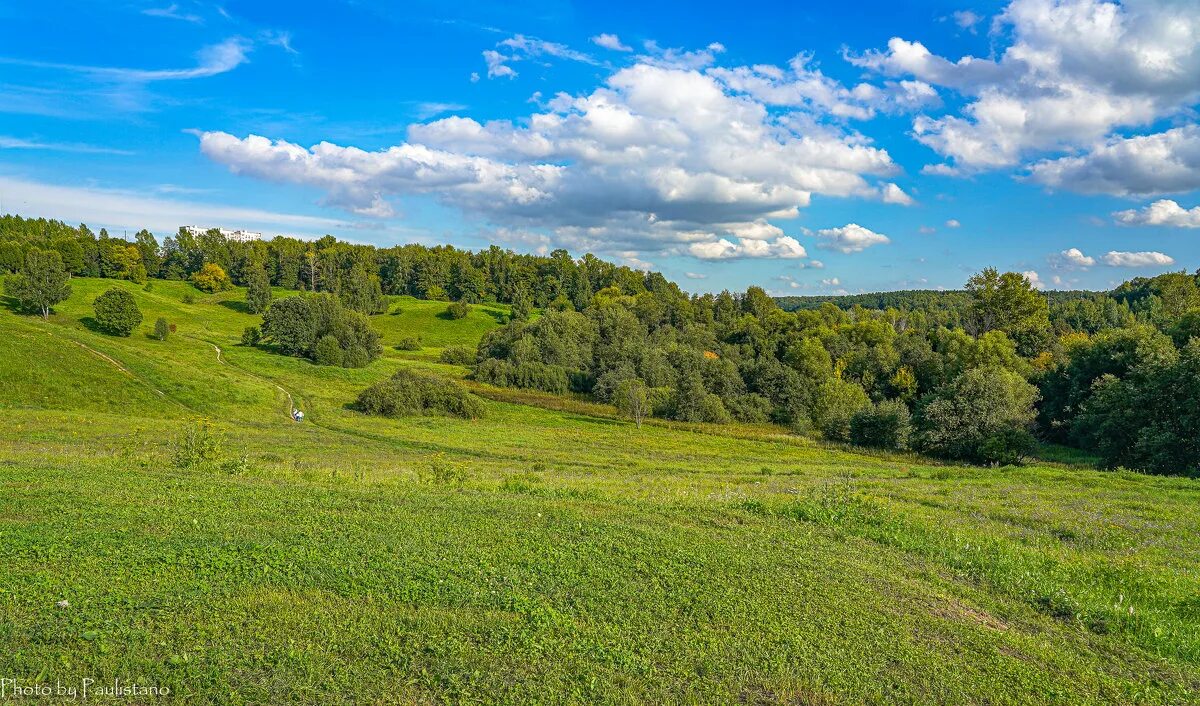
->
[93,288,142,337]
[4,248,72,319]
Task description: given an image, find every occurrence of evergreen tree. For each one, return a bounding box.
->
[340,262,384,314]
[245,262,273,314]
[510,286,532,322]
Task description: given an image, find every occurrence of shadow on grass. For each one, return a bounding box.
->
[562,414,625,427]
[218,299,251,314]
[480,307,509,325]
[78,316,135,338]
[0,294,28,315]
[79,316,106,334]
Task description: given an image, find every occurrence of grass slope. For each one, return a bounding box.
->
[0,278,1197,704]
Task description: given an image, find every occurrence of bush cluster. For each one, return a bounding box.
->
[849,400,911,450]
[446,300,472,320]
[356,369,485,419]
[261,293,381,368]
[439,345,476,365]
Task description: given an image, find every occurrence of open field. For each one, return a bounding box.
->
[2,279,1199,704]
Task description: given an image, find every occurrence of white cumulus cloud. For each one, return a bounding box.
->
[1101,250,1176,267]
[1060,247,1096,267]
[1028,126,1200,195]
[1114,198,1200,228]
[591,33,632,52]
[814,223,890,253]
[849,0,1200,174]
[199,55,909,261]
[1054,246,1174,268]
[482,50,516,79]
[689,235,807,260]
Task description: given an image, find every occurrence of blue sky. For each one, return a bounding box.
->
[1,0,1198,295]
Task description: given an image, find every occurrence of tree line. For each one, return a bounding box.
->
[2,213,1198,475]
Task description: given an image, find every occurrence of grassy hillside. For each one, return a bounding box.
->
[1,279,1198,704]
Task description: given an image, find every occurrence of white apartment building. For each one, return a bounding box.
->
[183,226,263,243]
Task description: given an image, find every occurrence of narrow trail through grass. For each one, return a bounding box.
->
[188,335,296,421]
[43,326,193,412]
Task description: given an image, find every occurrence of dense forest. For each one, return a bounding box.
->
[3,213,1199,476]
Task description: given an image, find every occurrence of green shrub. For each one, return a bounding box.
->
[700,393,732,424]
[181,293,195,305]
[313,335,344,366]
[357,369,485,419]
[153,317,170,341]
[726,393,772,424]
[342,344,370,369]
[472,358,512,386]
[439,345,476,365]
[648,386,674,417]
[418,453,468,488]
[262,296,318,356]
[241,326,261,346]
[916,366,1039,465]
[171,420,223,469]
[667,374,731,424]
[93,288,142,337]
[396,336,422,351]
[511,361,570,394]
[446,300,472,319]
[811,378,871,441]
[850,400,912,450]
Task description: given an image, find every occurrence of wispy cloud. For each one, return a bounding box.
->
[498,34,595,64]
[480,33,597,80]
[0,175,350,237]
[260,30,299,56]
[0,136,133,155]
[142,3,203,24]
[0,37,252,83]
[413,102,468,120]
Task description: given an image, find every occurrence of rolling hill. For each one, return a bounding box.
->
[1,279,1198,704]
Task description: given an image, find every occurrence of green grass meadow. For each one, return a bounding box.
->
[1,279,1198,704]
